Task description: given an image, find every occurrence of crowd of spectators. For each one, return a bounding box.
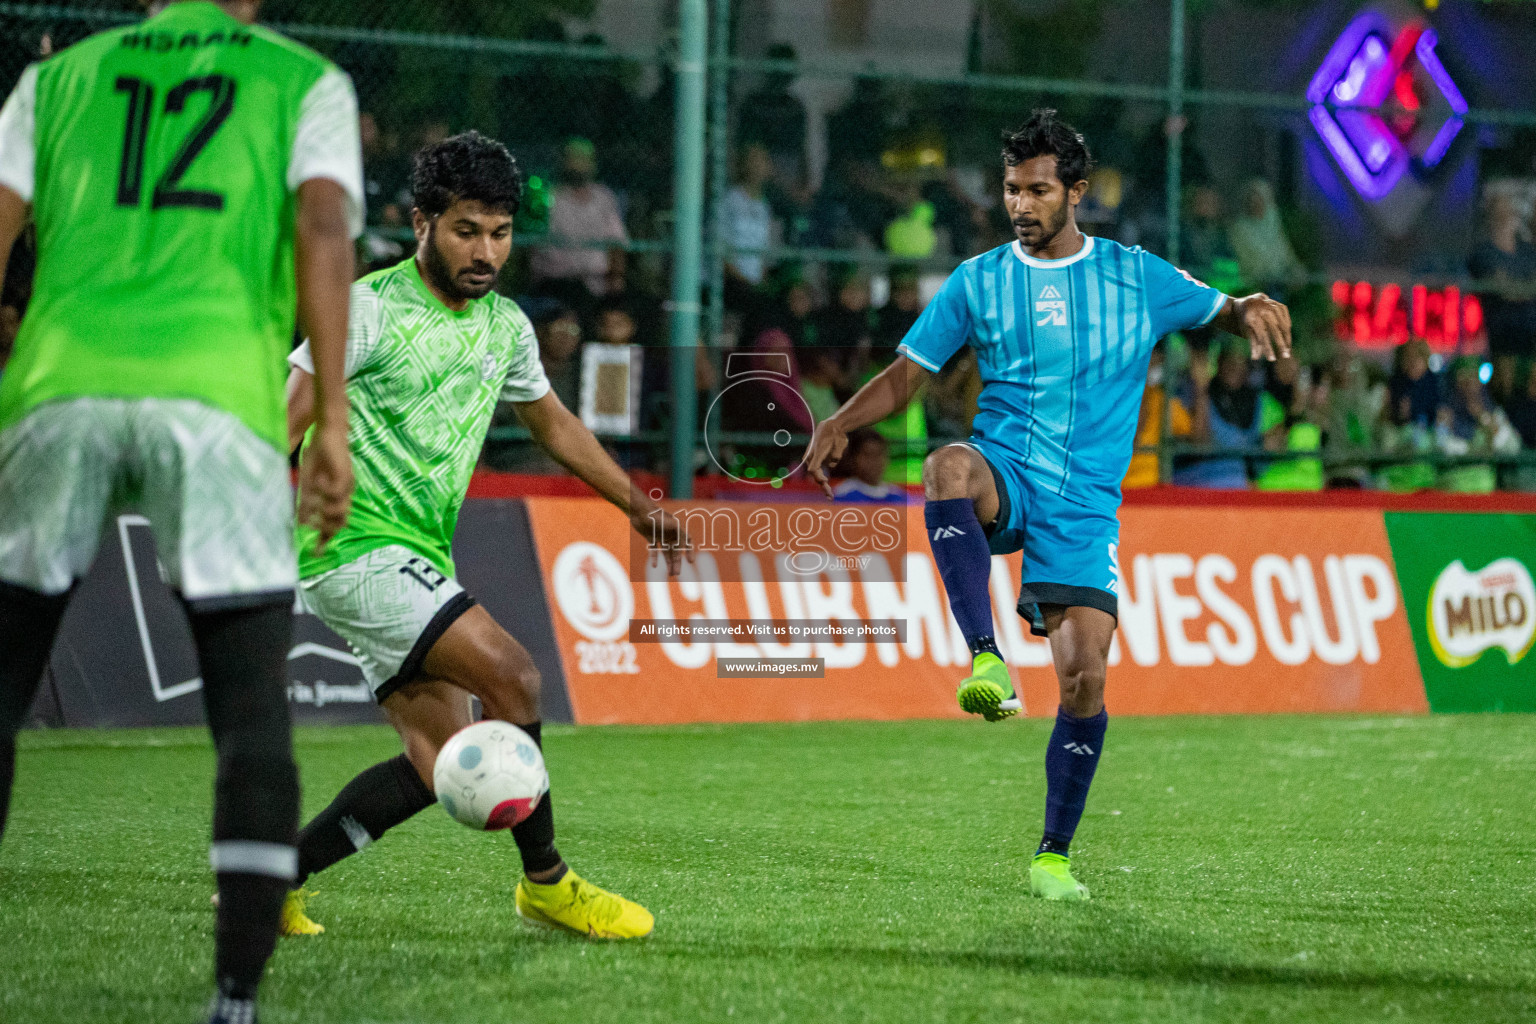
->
[3,30,1535,494]
[1126,337,1535,494]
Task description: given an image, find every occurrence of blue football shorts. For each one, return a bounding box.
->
[958,438,1121,637]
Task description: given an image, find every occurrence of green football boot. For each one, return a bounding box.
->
[1030,852,1089,901]
[956,651,1020,721]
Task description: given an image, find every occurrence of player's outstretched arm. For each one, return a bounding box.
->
[1211,293,1292,362]
[294,178,356,551]
[803,354,931,499]
[513,390,694,576]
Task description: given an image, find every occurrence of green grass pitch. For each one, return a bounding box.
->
[2,715,1533,1023]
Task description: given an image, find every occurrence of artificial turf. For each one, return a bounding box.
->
[1,714,1533,1024]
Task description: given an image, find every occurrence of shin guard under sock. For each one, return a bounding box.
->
[923,498,999,658]
[296,754,436,882]
[1039,707,1108,856]
[511,722,563,877]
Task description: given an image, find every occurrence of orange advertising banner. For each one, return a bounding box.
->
[523,498,1427,724]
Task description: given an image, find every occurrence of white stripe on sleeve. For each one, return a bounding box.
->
[0,64,38,202]
[288,68,365,238]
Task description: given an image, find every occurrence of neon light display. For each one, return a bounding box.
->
[1309,14,1467,200]
[1332,279,1484,351]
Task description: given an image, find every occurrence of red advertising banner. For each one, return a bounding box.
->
[524,498,1427,724]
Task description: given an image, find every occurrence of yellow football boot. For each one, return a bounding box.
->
[279,888,325,936]
[515,869,653,939]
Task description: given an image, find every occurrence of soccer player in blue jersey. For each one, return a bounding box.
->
[804,109,1290,900]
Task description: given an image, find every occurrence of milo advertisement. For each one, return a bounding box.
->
[1386,513,1536,712]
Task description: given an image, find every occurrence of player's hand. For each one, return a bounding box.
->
[298,422,353,553]
[1238,293,1292,362]
[631,505,694,577]
[803,417,850,500]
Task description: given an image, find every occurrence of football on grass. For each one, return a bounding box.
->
[434,721,549,831]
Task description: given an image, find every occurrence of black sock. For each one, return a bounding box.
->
[511,722,564,878]
[190,599,299,1002]
[1036,707,1108,859]
[0,581,69,844]
[970,636,1001,659]
[296,753,435,883]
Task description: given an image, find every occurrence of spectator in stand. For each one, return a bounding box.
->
[1507,362,1536,450]
[530,138,628,304]
[1228,179,1304,300]
[806,265,874,366]
[871,265,923,361]
[831,430,902,503]
[1385,339,1441,430]
[531,299,583,411]
[798,348,843,424]
[1435,357,1521,493]
[1379,339,1441,492]
[1254,355,1324,492]
[1123,341,1191,489]
[1174,341,1263,489]
[825,75,887,169]
[1468,191,1536,398]
[884,180,938,259]
[738,42,808,190]
[724,144,776,303]
[1321,352,1387,488]
[809,155,895,249]
[1506,364,1536,491]
[1182,185,1239,291]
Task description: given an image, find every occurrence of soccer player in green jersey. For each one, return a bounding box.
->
[283,131,688,939]
[0,2,359,1020]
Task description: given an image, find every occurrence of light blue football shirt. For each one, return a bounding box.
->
[897,235,1226,514]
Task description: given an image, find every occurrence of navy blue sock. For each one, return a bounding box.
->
[924,498,998,658]
[1038,707,1108,856]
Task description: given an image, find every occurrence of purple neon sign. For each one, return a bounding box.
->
[1308,14,1467,200]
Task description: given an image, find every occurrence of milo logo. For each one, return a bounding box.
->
[1427,558,1536,668]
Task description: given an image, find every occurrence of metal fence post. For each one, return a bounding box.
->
[668,0,709,499]
[705,0,731,352]
[1165,0,1185,267]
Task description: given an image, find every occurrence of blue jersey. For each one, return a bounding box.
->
[897,235,1225,514]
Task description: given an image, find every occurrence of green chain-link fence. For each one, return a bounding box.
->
[4,0,1536,494]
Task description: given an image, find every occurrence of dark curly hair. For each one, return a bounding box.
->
[410,130,523,219]
[1001,108,1093,187]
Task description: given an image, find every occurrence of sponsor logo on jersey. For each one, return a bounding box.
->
[1036,284,1067,326]
[551,542,635,642]
[1427,557,1535,668]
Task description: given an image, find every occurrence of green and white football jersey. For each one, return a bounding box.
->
[0,1,364,452]
[291,257,550,579]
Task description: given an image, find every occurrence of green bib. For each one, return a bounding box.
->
[0,2,338,450]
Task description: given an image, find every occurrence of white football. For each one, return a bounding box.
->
[433,721,549,831]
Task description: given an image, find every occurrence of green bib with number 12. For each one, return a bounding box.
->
[0,1,336,451]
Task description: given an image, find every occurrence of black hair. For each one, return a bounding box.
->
[1001,108,1092,187]
[411,130,523,219]
[844,428,887,455]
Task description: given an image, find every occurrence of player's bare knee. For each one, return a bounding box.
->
[1057,660,1106,717]
[483,643,541,721]
[922,446,977,501]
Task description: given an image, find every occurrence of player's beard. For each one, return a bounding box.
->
[421,225,497,302]
[1012,199,1071,251]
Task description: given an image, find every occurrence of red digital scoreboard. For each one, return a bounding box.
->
[1332,279,1486,352]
